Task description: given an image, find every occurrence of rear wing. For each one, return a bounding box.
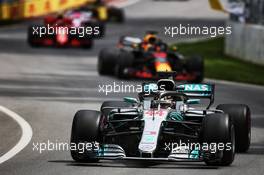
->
[177,84,215,109]
[208,0,245,16]
[209,0,225,12]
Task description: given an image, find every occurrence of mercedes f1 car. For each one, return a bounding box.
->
[27,10,105,48]
[70,73,251,166]
[98,32,204,82]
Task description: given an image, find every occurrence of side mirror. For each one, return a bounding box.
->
[187,99,200,105]
[124,97,138,104]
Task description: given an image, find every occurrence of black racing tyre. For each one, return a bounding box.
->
[202,113,235,166]
[82,39,93,49]
[216,104,251,152]
[186,55,204,83]
[89,22,105,38]
[27,25,40,47]
[100,101,131,116]
[108,7,125,23]
[96,22,105,38]
[168,52,184,71]
[70,110,101,162]
[115,50,134,79]
[98,48,120,75]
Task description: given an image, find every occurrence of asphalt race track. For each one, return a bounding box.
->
[0,0,264,174]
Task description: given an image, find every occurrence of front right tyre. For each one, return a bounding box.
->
[70,110,101,162]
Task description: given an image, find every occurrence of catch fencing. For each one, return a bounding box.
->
[229,0,264,25]
[226,0,264,65]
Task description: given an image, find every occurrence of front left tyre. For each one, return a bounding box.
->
[201,113,235,166]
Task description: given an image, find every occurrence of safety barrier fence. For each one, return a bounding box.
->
[230,0,264,25]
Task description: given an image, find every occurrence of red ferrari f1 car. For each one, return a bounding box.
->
[98,32,204,83]
[27,10,105,48]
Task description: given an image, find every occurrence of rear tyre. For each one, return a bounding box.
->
[70,110,101,162]
[186,55,204,83]
[216,104,251,152]
[96,22,105,38]
[202,113,235,166]
[89,22,105,38]
[101,101,131,116]
[78,24,94,49]
[108,7,125,23]
[82,39,93,49]
[115,51,134,79]
[27,25,41,47]
[98,48,120,75]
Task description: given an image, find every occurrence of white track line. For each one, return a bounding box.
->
[0,106,33,164]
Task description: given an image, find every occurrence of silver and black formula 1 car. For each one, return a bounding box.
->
[70,74,251,166]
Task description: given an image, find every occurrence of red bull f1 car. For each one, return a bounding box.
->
[98,32,204,82]
[27,10,105,48]
[70,74,251,166]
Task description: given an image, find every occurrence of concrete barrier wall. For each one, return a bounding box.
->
[225,21,264,65]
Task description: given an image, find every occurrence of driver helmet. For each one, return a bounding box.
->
[143,34,158,45]
[142,34,159,51]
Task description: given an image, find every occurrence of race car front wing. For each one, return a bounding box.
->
[89,144,220,162]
